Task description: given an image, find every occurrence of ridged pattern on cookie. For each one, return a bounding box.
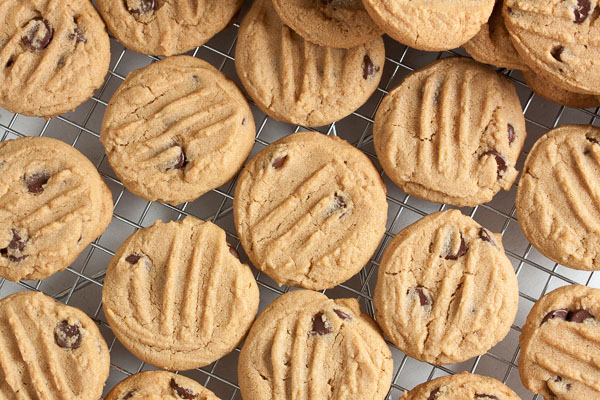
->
[102,217,259,370]
[0,137,113,282]
[517,125,600,270]
[101,56,255,205]
[234,132,387,290]
[238,290,393,400]
[523,69,600,109]
[0,292,110,399]
[235,0,384,127]
[374,210,519,365]
[374,57,526,206]
[0,0,110,117]
[519,285,600,398]
[504,0,600,95]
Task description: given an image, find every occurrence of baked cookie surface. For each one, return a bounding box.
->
[233,131,387,290]
[374,210,519,365]
[0,136,113,282]
[101,56,255,206]
[523,69,600,109]
[0,0,110,117]
[102,216,259,371]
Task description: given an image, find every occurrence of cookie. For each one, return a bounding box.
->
[235,0,384,127]
[523,69,600,109]
[516,125,600,271]
[362,0,495,51]
[373,57,526,206]
[105,371,220,400]
[400,371,521,399]
[238,290,393,400]
[519,285,600,398]
[0,136,113,282]
[271,0,382,49]
[462,1,527,71]
[0,0,110,117]
[102,216,259,370]
[233,131,387,290]
[101,55,255,206]
[504,0,600,95]
[0,291,110,399]
[374,210,519,365]
[96,0,242,56]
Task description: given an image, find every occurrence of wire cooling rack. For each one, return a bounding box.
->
[2,1,600,398]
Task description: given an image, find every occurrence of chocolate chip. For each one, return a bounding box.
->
[21,18,53,51]
[68,27,87,44]
[311,312,331,335]
[5,57,14,68]
[475,395,500,400]
[413,286,431,306]
[25,172,50,194]
[333,309,352,320]
[482,150,508,178]
[126,0,156,15]
[363,54,380,80]
[122,390,135,399]
[228,244,240,259]
[551,46,564,62]
[170,378,198,399]
[54,320,82,349]
[168,147,187,170]
[444,235,468,260]
[1,229,28,263]
[125,254,142,264]
[587,136,599,145]
[8,255,27,262]
[478,228,496,246]
[8,229,26,252]
[541,309,569,324]
[575,0,591,23]
[272,155,288,169]
[427,388,440,400]
[568,309,594,323]
[334,193,346,209]
[508,124,515,145]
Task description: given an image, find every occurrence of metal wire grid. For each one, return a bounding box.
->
[2,1,600,398]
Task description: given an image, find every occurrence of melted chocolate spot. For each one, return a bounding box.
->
[427,388,440,400]
[54,320,82,349]
[444,235,468,260]
[311,312,331,335]
[568,309,594,323]
[228,244,240,259]
[551,46,564,62]
[575,0,591,23]
[508,124,515,145]
[127,0,156,15]
[482,150,508,178]
[21,18,53,51]
[414,287,431,306]
[68,27,87,44]
[475,395,500,400]
[272,155,288,169]
[125,254,142,264]
[542,309,569,324]
[363,55,380,80]
[333,309,352,320]
[478,228,496,246]
[170,378,198,399]
[25,172,50,194]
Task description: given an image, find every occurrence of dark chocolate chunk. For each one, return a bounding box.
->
[478,228,496,246]
[568,309,594,323]
[551,45,564,62]
[541,309,569,324]
[25,172,50,194]
[311,312,331,335]
[482,150,508,178]
[272,155,288,169]
[125,254,142,264]
[170,378,198,399]
[21,18,53,51]
[508,123,515,145]
[68,27,87,44]
[54,320,82,349]
[228,244,240,259]
[427,388,440,400]
[444,235,468,260]
[475,395,500,400]
[333,309,352,320]
[363,54,380,80]
[414,286,431,306]
[127,0,156,15]
[575,0,591,23]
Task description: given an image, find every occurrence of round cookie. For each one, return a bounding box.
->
[238,290,393,400]
[400,372,521,399]
[0,291,110,399]
[519,285,600,398]
[504,0,600,95]
[462,0,527,71]
[101,56,255,206]
[271,0,382,49]
[373,57,526,207]
[362,0,495,51]
[96,0,242,56]
[102,216,259,371]
[517,125,600,271]
[0,0,110,117]
[233,131,387,290]
[0,136,113,282]
[523,69,600,109]
[235,0,384,127]
[105,371,220,400]
[374,210,519,365]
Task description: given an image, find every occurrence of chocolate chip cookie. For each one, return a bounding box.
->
[105,371,220,400]
[235,0,384,127]
[233,131,387,290]
[517,125,600,270]
[400,372,521,399]
[102,216,259,371]
[374,210,519,365]
[238,290,393,400]
[504,0,600,94]
[271,0,382,48]
[362,0,495,51]
[0,291,110,399]
[519,285,600,398]
[462,0,527,71]
[101,55,255,206]
[96,0,242,56]
[0,136,113,282]
[523,69,600,109]
[0,0,110,117]
[373,57,526,206]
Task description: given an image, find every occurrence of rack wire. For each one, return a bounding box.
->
[1,1,600,398]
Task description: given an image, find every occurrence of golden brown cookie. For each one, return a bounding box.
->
[233,131,387,290]
[523,69,600,109]
[400,372,521,399]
